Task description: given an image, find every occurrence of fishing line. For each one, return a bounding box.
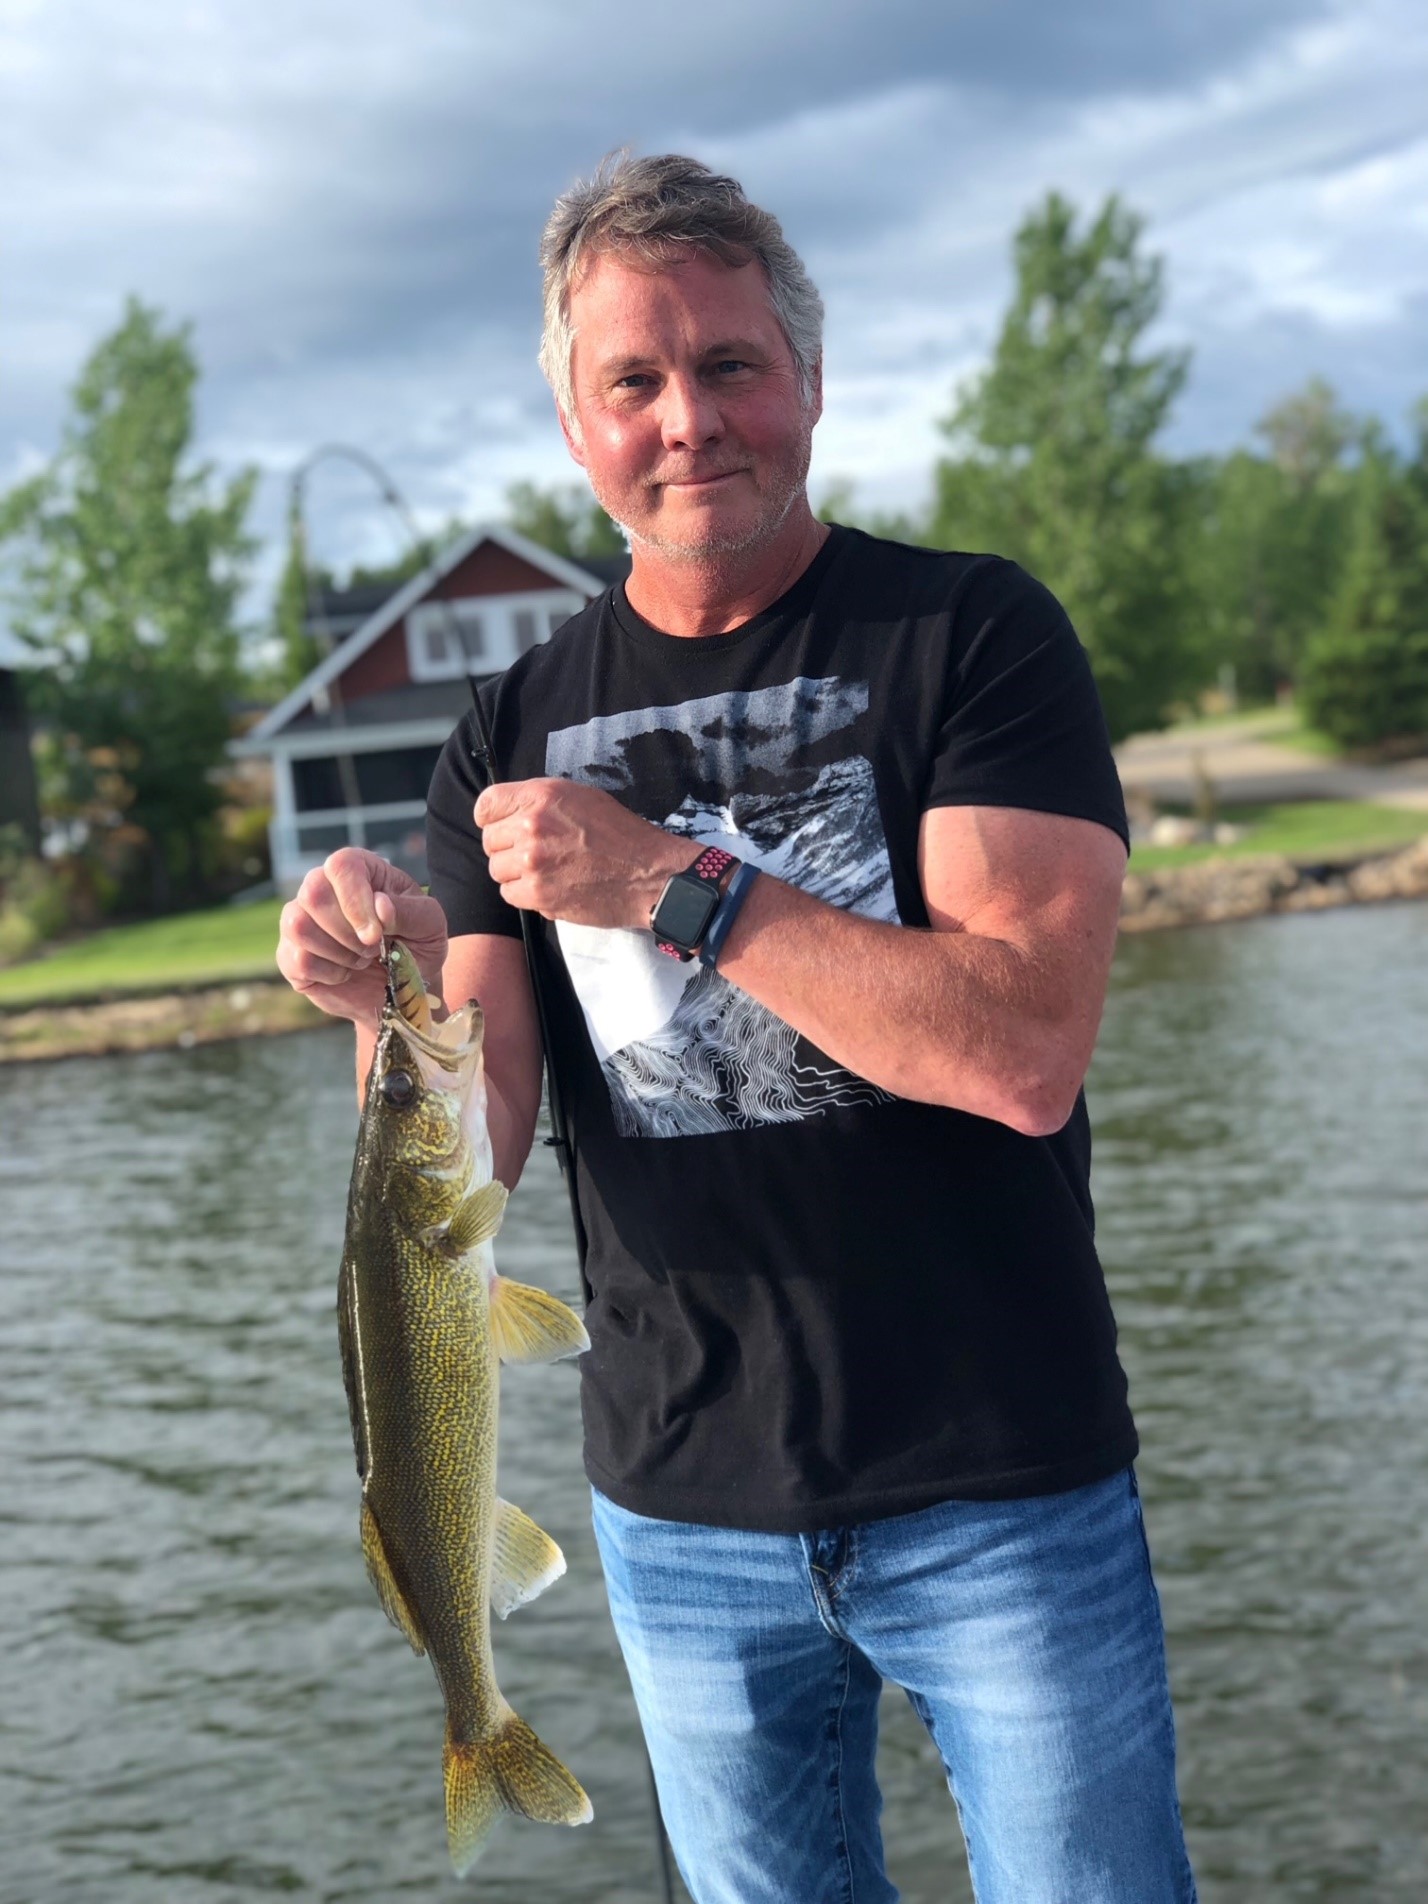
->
[290,449,677,1904]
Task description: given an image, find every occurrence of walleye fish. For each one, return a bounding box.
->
[338,940,593,1874]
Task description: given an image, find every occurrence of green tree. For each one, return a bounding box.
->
[0,299,255,911]
[1196,379,1359,701]
[504,481,625,562]
[341,515,470,592]
[1299,416,1428,748]
[927,193,1199,739]
[271,503,325,691]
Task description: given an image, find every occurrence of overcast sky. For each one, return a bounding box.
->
[4,0,1426,596]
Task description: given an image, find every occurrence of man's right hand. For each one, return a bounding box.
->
[276,848,449,1028]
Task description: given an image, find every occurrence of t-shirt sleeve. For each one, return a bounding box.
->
[924,560,1129,849]
[424,702,525,941]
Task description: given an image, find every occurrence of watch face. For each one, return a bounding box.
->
[654,874,719,948]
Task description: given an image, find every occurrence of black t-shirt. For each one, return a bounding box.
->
[426,526,1136,1533]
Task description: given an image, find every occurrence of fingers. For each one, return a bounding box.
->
[478,815,526,859]
[383,886,450,950]
[291,970,388,1025]
[474,778,556,828]
[276,898,380,999]
[275,848,449,1014]
[323,848,387,949]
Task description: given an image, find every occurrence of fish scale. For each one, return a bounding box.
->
[337,941,593,1874]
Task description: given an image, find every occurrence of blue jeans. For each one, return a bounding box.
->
[592,1469,1196,1904]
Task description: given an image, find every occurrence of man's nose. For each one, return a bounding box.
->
[658,373,723,452]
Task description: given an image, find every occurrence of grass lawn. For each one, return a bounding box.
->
[1150,702,1343,755]
[1132,801,1428,871]
[1260,715,1342,759]
[0,898,286,1008]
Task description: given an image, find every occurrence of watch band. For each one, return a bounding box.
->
[653,845,737,960]
[698,861,761,970]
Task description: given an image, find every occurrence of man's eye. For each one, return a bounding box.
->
[714,360,748,375]
[615,373,652,389]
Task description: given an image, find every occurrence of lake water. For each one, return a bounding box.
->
[3,902,1425,1902]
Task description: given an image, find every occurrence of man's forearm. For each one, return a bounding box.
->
[713,874,1102,1136]
[473,779,1124,1140]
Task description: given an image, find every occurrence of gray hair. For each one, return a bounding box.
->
[538,151,824,422]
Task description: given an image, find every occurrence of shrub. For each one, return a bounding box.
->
[0,835,73,967]
[1299,624,1428,751]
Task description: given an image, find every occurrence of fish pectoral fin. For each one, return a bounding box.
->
[446,1180,509,1255]
[361,1497,426,1656]
[491,1498,566,1618]
[489,1276,590,1365]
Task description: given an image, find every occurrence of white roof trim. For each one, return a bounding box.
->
[246,522,614,743]
[232,718,458,760]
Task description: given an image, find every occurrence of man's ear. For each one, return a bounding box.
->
[558,404,587,468]
[808,354,824,429]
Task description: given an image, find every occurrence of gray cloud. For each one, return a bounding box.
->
[3,0,1424,592]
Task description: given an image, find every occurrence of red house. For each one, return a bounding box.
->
[238,524,626,894]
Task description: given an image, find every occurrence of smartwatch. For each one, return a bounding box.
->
[650,846,738,960]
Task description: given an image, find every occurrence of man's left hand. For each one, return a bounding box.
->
[475,778,691,929]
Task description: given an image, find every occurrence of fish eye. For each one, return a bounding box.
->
[380,1068,417,1109]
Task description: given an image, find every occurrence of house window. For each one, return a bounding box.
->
[513,609,539,653]
[408,602,488,679]
[353,745,443,805]
[291,747,443,812]
[292,755,347,812]
[407,591,587,679]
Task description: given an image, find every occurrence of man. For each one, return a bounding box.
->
[277,153,1196,1903]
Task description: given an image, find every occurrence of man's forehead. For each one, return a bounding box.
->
[573,248,771,315]
[571,250,783,358]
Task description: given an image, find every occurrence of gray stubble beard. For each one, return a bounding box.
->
[587,414,816,569]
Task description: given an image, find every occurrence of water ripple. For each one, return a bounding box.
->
[3,903,1426,1901]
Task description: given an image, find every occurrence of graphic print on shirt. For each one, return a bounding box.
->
[545,677,900,1138]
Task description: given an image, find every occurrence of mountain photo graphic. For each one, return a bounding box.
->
[545,678,900,1139]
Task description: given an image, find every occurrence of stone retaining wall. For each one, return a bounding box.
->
[0,980,334,1064]
[4,838,1426,1062]
[1120,836,1428,933]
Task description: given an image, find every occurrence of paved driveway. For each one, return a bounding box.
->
[1115,721,1428,811]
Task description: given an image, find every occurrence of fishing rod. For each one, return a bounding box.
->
[463,676,589,1281]
[464,677,678,1904]
[289,446,676,1904]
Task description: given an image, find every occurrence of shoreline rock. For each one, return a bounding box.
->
[1119,836,1428,933]
[2,835,1425,1063]
[0,980,341,1066]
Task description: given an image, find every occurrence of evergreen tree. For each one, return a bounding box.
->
[504,480,625,562]
[0,299,255,910]
[927,193,1199,739]
[1197,380,1359,701]
[1299,417,1428,747]
[272,503,324,690]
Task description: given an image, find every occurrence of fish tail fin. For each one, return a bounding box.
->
[444,1707,592,1875]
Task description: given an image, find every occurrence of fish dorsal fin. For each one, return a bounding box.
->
[489,1278,590,1365]
[447,1180,508,1255]
[361,1497,426,1655]
[490,1498,566,1618]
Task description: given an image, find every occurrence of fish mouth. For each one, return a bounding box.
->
[376,1006,485,1176]
[385,998,483,1073]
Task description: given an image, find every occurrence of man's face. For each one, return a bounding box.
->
[560,249,821,562]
